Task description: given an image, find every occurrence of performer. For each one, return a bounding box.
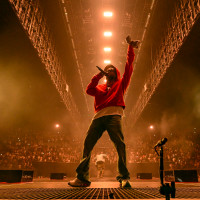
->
[68,36,139,188]
[94,152,108,178]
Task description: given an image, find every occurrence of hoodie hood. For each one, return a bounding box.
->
[104,64,121,82]
[115,67,121,81]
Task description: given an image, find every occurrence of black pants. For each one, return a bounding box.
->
[76,115,130,182]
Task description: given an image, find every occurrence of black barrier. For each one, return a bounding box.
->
[0,170,22,183]
[21,171,34,182]
[174,170,198,182]
[0,170,34,183]
[32,162,160,177]
[137,173,152,179]
[128,163,159,177]
[32,162,77,177]
[164,170,199,182]
[50,173,66,180]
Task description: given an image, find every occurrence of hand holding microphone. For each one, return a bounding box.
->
[96,66,108,76]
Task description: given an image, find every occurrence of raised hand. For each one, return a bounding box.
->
[126,35,140,49]
[126,35,132,44]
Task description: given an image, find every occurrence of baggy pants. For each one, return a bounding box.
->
[76,115,130,182]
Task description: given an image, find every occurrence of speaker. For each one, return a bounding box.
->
[137,173,152,179]
[50,173,66,180]
[0,170,22,183]
[21,171,34,182]
[164,170,173,176]
[174,170,198,182]
[164,170,174,182]
[0,170,34,183]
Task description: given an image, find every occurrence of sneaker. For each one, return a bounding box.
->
[121,179,131,188]
[68,178,91,187]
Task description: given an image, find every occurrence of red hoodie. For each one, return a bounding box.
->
[86,45,135,113]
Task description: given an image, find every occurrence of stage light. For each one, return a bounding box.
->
[104,12,113,17]
[104,60,111,64]
[149,125,154,129]
[104,47,111,52]
[55,124,60,128]
[104,32,112,37]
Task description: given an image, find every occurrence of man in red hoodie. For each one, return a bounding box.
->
[69,36,139,188]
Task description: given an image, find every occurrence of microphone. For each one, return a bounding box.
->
[154,138,168,148]
[96,66,108,76]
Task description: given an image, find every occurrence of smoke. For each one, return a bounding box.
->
[159,113,178,136]
[0,61,24,130]
[192,84,200,120]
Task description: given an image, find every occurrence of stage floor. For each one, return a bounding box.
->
[0,177,200,199]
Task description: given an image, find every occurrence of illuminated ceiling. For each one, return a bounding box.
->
[58,0,155,112]
[8,0,200,128]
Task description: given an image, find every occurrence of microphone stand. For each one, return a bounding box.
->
[155,146,176,200]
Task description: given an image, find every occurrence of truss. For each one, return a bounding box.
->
[8,0,81,123]
[59,0,90,111]
[127,0,200,127]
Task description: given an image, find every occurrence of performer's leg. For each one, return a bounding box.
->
[76,118,106,181]
[97,169,101,178]
[106,115,130,181]
[96,163,101,178]
[101,163,105,178]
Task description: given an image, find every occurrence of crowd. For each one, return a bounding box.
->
[0,130,199,171]
[0,132,82,169]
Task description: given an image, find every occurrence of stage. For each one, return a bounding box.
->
[0,177,199,199]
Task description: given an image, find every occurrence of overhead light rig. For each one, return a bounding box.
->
[61,2,90,112]
[102,8,113,65]
[118,0,153,67]
[60,0,96,112]
[124,0,156,103]
[8,0,81,124]
[127,0,200,127]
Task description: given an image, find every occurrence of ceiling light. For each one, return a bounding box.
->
[103,12,113,17]
[104,47,111,52]
[104,32,112,37]
[104,60,111,64]
[55,124,60,128]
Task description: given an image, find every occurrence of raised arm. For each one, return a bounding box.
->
[86,72,103,96]
[121,44,135,93]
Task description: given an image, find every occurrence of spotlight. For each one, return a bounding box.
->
[104,47,111,52]
[104,32,112,37]
[55,124,60,128]
[104,60,111,64]
[103,12,113,17]
[149,125,154,130]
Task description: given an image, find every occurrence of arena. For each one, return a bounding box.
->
[0,0,200,199]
